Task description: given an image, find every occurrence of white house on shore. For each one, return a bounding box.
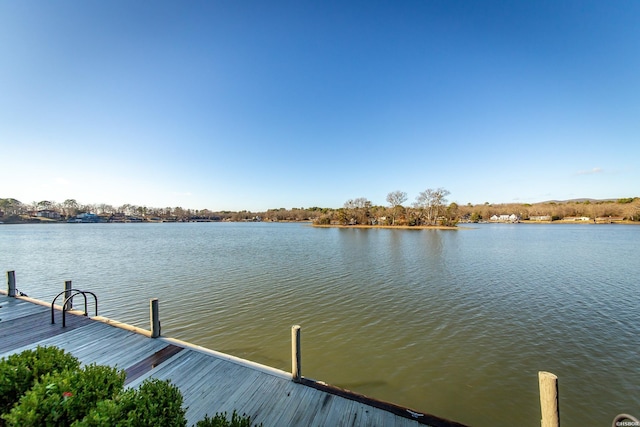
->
[490,214,520,223]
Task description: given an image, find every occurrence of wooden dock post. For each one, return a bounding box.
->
[292,325,301,382]
[64,280,73,311]
[150,298,161,338]
[538,371,560,427]
[7,271,16,297]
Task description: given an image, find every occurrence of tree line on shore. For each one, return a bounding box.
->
[1,193,639,225]
[316,188,456,226]
[0,197,328,223]
[330,193,640,225]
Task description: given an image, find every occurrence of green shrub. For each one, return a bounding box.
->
[2,364,125,427]
[1,346,257,427]
[67,364,126,420]
[125,378,186,427]
[3,370,79,426]
[71,390,137,427]
[195,411,262,427]
[0,346,80,417]
[74,379,186,427]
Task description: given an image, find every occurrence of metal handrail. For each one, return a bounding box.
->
[51,289,98,327]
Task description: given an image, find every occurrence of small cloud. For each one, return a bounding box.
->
[576,167,603,176]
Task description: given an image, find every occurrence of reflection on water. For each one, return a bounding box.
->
[1,222,639,427]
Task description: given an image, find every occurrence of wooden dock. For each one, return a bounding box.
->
[0,292,467,427]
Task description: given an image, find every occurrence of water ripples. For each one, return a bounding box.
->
[1,222,639,427]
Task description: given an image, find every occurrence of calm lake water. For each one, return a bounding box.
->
[1,222,638,426]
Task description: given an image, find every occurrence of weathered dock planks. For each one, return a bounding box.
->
[0,293,467,427]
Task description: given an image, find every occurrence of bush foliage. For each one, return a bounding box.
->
[2,364,126,426]
[0,346,258,427]
[0,346,80,417]
[195,411,262,427]
[73,378,186,427]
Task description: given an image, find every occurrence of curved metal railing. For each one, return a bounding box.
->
[51,289,98,327]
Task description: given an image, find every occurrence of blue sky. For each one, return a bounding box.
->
[1,1,638,211]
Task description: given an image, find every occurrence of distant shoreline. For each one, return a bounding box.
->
[311,220,640,230]
[519,219,639,225]
[2,217,639,226]
[311,224,458,230]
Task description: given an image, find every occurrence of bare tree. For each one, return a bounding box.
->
[414,188,450,225]
[63,199,79,217]
[97,203,112,215]
[81,203,97,214]
[386,190,407,225]
[628,199,640,221]
[386,190,407,207]
[344,197,372,224]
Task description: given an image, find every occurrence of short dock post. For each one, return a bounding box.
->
[539,371,560,427]
[292,325,301,382]
[7,271,16,297]
[150,298,161,338]
[64,280,73,311]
